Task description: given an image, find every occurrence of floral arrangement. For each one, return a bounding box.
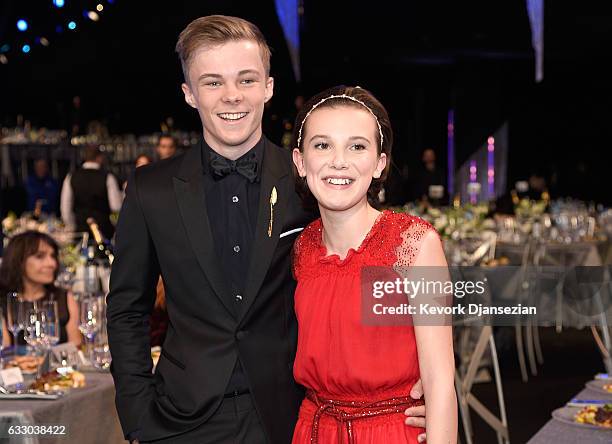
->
[514,197,548,219]
[2,212,78,250]
[2,212,53,238]
[390,203,495,240]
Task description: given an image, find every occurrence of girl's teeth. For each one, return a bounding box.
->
[327,178,351,185]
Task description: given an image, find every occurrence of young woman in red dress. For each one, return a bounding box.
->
[290,86,457,443]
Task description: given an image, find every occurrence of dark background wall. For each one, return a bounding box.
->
[1,0,611,204]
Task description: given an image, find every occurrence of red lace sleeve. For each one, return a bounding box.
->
[292,218,323,280]
[393,215,439,269]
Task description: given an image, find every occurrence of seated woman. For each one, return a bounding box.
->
[1,231,81,348]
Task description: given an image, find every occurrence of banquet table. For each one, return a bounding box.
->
[0,372,125,444]
[526,384,612,443]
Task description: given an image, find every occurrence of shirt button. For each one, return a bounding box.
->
[235,294,243,301]
[232,196,239,203]
[233,245,240,253]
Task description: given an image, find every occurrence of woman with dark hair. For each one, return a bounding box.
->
[0,231,81,348]
[290,86,456,443]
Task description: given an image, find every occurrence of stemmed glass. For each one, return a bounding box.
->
[92,300,111,370]
[42,300,60,348]
[6,292,25,350]
[23,309,47,377]
[41,301,60,371]
[79,295,102,363]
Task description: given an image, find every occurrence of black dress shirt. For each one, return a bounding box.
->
[202,137,264,393]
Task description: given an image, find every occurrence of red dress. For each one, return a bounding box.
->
[292,210,435,443]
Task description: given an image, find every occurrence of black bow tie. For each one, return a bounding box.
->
[209,150,258,183]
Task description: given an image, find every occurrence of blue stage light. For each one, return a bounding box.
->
[53,0,65,7]
[17,20,29,32]
[56,25,63,33]
[68,21,77,30]
[22,44,31,54]
[0,44,10,53]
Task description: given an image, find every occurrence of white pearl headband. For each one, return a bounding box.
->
[296,93,384,149]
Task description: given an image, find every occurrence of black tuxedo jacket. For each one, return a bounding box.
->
[107,138,313,443]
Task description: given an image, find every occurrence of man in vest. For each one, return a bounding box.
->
[60,145,123,239]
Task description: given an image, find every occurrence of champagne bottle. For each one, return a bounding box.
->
[86,217,114,265]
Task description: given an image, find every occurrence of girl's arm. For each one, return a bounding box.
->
[413,230,457,444]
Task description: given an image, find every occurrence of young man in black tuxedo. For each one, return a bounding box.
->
[107,15,427,444]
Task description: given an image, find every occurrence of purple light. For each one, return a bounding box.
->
[487,136,495,197]
[447,109,455,200]
[469,160,477,182]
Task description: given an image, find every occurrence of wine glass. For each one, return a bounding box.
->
[79,295,102,362]
[6,292,24,346]
[23,309,47,377]
[92,299,111,370]
[42,300,60,347]
[17,299,37,355]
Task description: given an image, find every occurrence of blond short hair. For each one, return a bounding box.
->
[176,15,271,82]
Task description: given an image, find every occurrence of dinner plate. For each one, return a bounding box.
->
[586,380,612,396]
[551,406,612,430]
[0,390,64,400]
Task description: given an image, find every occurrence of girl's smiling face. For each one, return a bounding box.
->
[293,105,386,212]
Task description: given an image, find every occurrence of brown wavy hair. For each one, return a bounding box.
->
[292,85,393,210]
[0,231,60,296]
[175,15,272,83]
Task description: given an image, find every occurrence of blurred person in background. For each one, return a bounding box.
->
[414,148,447,206]
[0,231,81,347]
[135,154,153,168]
[526,169,549,201]
[60,145,123,239]
[26,158,59,216]
[155,134,178,160]
[124,155,154,190]
[69,95,88,136]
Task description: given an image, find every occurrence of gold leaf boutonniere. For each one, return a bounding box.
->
[268,186,277,237]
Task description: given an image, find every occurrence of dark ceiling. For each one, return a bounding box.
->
[1,0,611,202]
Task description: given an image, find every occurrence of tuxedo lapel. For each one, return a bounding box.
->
[238,139,291,323]
[173,145,235,317]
